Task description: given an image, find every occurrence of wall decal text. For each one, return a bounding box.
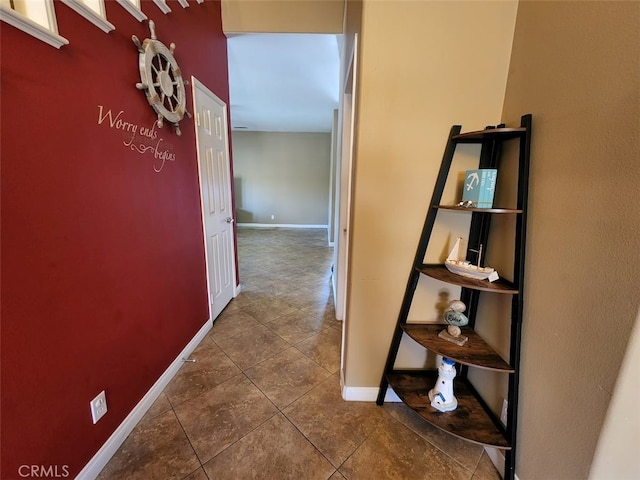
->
[97,105,177,172]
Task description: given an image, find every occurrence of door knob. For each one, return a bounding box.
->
[226,217,235,223]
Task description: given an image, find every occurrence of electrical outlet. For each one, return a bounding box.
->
[271,214,275,220]
[90,391,108,424]
[500,398,508,425]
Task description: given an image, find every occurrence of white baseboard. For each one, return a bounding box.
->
[483,446,520,480]
[341,385,401,403]
[76,319,213,480]
[237,223,328,229]
[484,447,505,479]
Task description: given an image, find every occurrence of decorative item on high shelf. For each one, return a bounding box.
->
[461,169,497,208]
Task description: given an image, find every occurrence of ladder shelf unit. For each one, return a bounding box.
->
[376,114,532,480]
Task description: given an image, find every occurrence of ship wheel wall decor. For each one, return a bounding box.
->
[132,20,191,136]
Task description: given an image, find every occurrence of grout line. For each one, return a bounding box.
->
[279,410,339,476]
[171,405,207,479]
[379,405,480,475]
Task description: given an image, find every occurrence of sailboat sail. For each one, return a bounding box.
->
[446,237,461,262]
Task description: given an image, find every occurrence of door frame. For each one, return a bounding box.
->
[191,75,239,322]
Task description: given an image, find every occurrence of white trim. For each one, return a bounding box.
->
[234,283,242,297]
[195,0,204,4]
[44,0,58,31]
[59,0,114,33]
[237,223,328,229]
[114,0,147,22]
[341,386,401,403]
[0,4,68,49]
[152,0,171,14]
[177,0,189,8]
[484,448,505,479]
[484,447,520,480]
[75,319,213,480]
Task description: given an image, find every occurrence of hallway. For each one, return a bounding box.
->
[97,228,500,479]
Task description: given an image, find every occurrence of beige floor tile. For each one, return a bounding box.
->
[298,274,332,290]
[182,468,209,480]
[207,308,262,343]
[227,288,274,308]
[266,309,328,344]
[295,328,342,374]
[215,323,290,370]
[202,413,335,480]
[142,392,173,421]
[238,296,299,323]
[284,375,388,468]
[173,374,278,464]
[96,410,200,480]
[245,347,332,409]
[472,451,502,480]
[339,415,472,480]
[259,278,304,296]
[163,342,241,407]
[301,302,342,331]
[383,402,484,472]
[100,228,501,480]
[277,288,323,310]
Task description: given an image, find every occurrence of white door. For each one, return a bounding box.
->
[192,77,236,321]
[333,34,358,322]
[334,34,358,379]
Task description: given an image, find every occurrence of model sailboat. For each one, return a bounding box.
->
[444,237,499,282]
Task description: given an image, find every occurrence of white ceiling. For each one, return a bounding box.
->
[226,33,341,133]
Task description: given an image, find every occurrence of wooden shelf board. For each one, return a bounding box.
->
[417,264,518,294]
[387,371,511,449]
[402,324,513,372]
[434,205,522,214]
[453,127,526,143]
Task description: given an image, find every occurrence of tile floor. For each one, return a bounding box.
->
[97,228,501,480]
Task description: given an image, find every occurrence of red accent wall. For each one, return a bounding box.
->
[1,1,230,476]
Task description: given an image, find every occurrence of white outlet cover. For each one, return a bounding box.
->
[500,398,508,425]
[90,390,108,424]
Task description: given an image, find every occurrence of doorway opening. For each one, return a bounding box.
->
[226,32,342,279]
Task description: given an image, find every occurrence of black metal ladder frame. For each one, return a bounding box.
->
[376,114,532,480]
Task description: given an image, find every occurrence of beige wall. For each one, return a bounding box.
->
[222,0,344,33]
[590,309,640,480]
[344,0,518,388]
[220,1,639,477]
[501,2,640,478]
[232,131,332,225]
